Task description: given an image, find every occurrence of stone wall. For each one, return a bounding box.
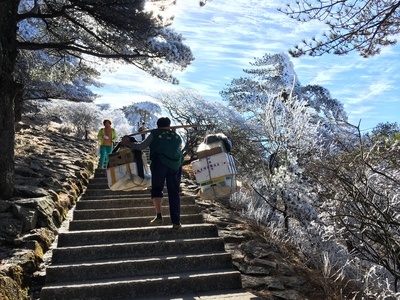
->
[0,119,98,299]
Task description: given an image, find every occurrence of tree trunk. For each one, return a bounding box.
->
[14,86,23,123]
[0,1,20,199]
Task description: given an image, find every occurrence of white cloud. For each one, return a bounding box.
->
[348,80,394,104]
[347,105,374,115]
[312,63,355,85]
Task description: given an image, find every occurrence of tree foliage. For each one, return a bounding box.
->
[121,101,162,131]
[370,121,400,142]
[15,48,102,103]
[33,100,99,136]
[17,0,194,84]
[220,53,300,118]
[306,126,400,293]
[220,53,347,127]
[254,92,327,228]
[281,0,400,57]
[220,53,348,163]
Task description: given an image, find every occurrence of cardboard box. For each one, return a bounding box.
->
[197,147,222,159]
[107,162,138,187]
[200,175,236,189]
[196,141,226,159]
[191,152,237,183]
[108,148,135,167]
[199,175,237,199]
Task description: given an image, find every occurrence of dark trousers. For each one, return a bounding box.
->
[151,157,182,225]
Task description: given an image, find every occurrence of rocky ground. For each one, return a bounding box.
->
[0,117,350,300]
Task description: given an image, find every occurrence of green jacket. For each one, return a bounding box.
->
[97,128,117,145]
[149,129,183,170]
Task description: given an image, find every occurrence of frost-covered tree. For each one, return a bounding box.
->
[34,100,100,137]
[62,102,100,138]
[221,53,348,168]
[36,101,133,139]
[0,0,194,198]
[121,101,162,131]
[15,48,102,104]
[221,53,300,120]
[16,4,102,105]
[228,91,353,296]
[238,87,400,295]
[370,122,400,143]
[220,53,347,131]
[220,52,397,295]
[16,0,193,83]
[281,0,400,57]
[306,125,400,294]
[255,91,327,229]
[225,80,399,296]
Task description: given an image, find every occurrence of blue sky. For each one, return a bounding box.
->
[93,0,400,132]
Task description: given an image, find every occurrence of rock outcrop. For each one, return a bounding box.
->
[1,119,97,299]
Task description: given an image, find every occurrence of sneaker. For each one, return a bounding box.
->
[172,223,182,229]
[150,217,164,225]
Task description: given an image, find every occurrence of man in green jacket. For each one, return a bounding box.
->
[121,117,184,228]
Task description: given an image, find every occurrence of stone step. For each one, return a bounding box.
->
[40,270,243,300]
[75,195,196,210]
[87,181,187,191]
[52,236,225,264]
[89,175,193,186]
[69,213,204,230]
[57,224,219,247]
[87,177,108,184]
[40,168,259,300]
[82,188,152,197]
[93,168,107,177]
[86,183,120,190]
[80,193,156,200]
[88,176,194,189]
[46,252,233,284]
[72,204,202,220]
[137,290,261,300]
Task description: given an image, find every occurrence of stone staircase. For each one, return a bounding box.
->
[40,169,260,299]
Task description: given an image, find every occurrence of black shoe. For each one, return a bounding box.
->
[172,223,182,229]
[150,217,164,225]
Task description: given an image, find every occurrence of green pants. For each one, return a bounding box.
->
[99,145,113,168]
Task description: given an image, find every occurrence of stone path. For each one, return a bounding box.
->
[39,168,260,299]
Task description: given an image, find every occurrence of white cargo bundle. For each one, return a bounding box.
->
[192,134,239,199]
[107,153,151,191]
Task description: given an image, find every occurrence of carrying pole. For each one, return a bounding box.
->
[128,124,210,137]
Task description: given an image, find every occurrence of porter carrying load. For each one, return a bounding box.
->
[109,123,210,192]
